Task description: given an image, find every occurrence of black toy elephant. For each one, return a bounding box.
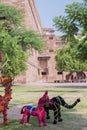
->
[44,96,80,124]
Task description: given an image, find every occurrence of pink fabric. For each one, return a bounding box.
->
[20,91,50,127]
[43,91,48,98]
[38,91,50,107]
[0,51,2,62]
[20,106,47,127]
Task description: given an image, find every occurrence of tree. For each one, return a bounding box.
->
[53,0,87,72]
[0,4,23,27]
[53,0,87,40]
[55,44,87,72]
[0,4,45,77]
[0,24,28,77]
[10,29,45,52]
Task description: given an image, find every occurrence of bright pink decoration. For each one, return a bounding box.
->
[0,51,2,62]
[20,105,47,127]
[20,91,50,127]
[38,91,50,107]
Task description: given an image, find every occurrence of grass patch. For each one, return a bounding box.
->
[0,85,87,130]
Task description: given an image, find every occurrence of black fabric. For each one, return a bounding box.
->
[44,96,80,124]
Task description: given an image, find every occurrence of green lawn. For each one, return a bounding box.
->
[0,85,87,130]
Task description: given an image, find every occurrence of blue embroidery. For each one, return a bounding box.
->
[27,105,36,111]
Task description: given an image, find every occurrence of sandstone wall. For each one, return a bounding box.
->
[0,0,42,33]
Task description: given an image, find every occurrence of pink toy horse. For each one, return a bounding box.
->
[20,105,47,127]
[20,91,49,127]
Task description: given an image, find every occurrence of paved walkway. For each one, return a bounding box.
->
[83,128,87,130]
[0,106,21,123]
[16,82,87,87]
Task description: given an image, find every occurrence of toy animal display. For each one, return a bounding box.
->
[20,91,49,127]
[0,76,13,124]
[20,105,47,127]
[44,96,80,124]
